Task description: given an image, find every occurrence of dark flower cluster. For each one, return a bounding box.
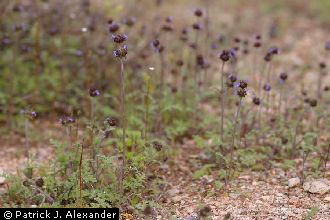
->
[219,49,236,62]
[253,97,261,105]
[89,88,100,97]
[105,117,118,127]
[176,60,184,67]
[253,34,262,48]
[21,110,38,120]
[180,28,188,42]
[194,8,203,17]
[153,141,163,151]
[60,116,76,126]
[192,22,202,30]
[309,99,317,107]
[280,72,288,81]
[152,39,164,53]
[113,45,128,58]
[226,74,237,87]
[109,23,120,33]
[263,83,271,92]
[112,34,128,44]
[236,80,248,98]
[196,54,205,67]
[264,46,279,62]
[319,62,327,69]
[162,24,174,32]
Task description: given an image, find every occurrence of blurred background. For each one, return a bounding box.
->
[0,0,329,130]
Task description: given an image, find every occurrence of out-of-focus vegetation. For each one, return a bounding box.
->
[0,0,329,218]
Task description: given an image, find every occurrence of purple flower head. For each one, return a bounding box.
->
[60,116,75,126]
[325,42,330,51]
[105,117,118,127]
[229,74,237,83]
[252,97,261,105]
[152,39,160,48]
[309,99,317,107]
[111,34,127,44]
[113,45,128,58]
[229,48,237,57]
[234,37,241,43]
[237,88,247,98]
[162,24,174,32]
[264,53,272,62]
[196,54,204,66]
[211,43,218,50]
[280,72,288,81]
[192,22,202,30]
[238,80,248,89]
[268,46,279,55]
[263,83,271,92]
[89,87,100,97]
[320,62,326,69]
[254,42,262,48]
[30,111,37,118]
[226,74,237,88]
[75,50,83,57]
[219,49,235,62]
[194,8,203,17]
[109,23,120,33]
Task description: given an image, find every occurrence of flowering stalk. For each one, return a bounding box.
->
[219,50,233,139]
[226,81,247,184]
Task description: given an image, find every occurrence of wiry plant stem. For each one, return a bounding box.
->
[278,83,283,118]
[317,69,323,100]
[90,98,95,158]
[194,31,199,90]
[265,61,272,117]
[258,62,267,95]
[119,59,126,193]
[144,74,151,142]
[24,118,30,161]
[159,53,165,94]
[79,143,83,201]
[226,97,242,184]
[220,62,225,140]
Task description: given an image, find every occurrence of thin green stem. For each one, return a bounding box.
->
[144,75,151,142]
[226,97,242,184]
[220,62,225,140]
[119,59,126,193]
[24,118,30,162]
